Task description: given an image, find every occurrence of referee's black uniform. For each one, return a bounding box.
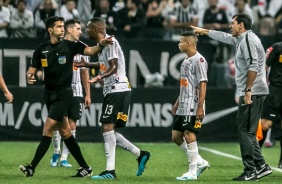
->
[31,40,87,122]
[261,42,282,124]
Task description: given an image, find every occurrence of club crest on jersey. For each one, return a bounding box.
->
[58,55,66,64]
[200,57,204,62]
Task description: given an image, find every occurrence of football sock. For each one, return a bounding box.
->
[197,154,205,165]
[180,141,189,163]
[187,142,198,176]
[265,128,272,143]
[53,130,61,154]
[64,135,88,168]
[30,136,52,169]
[61,130,75,161]
[103,130,116,171]
[115,132,140,157]
[180,140,203,166]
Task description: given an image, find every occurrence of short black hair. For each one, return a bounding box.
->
[45,16,64,30]
[65,19,80,30]
[181,28,198,43]
[232,13,252,30]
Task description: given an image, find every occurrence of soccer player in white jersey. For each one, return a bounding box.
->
[74,17,150,179]
[50,19,91,168]
[171,29,209,180]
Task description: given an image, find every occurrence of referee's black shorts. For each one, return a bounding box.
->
[44,87,73,122]
[261,85,282,121]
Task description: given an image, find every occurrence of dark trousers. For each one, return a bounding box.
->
[236,95,266,174]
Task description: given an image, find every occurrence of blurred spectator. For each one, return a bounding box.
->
[116,0,146,40]
[257,0,282,19]
[93,0,118,36]
[203,0,229,63]
[77,0,92,30]
[192,0,208,27]
[34,0,56,38]
[25,0,41,13]
[226,0,254,22]
[112,0,125,12]
[203,0,229,32]
[0,0,10,38]
[143,0,170,40]
[9,0,34,38]
[56,0,79,21]
[3,0,15,12]
[252,0,282,37]
[169,0,198,41]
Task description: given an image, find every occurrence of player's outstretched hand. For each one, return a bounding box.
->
[74,57,87,67]
[190,26,209,36]
[100,36,113,47]
[89,75,102,83]
[27,73,36,85]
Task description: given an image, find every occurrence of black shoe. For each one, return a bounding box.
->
[256,164,272,179]
[232,172,257,181]
[278,160,282,169]
[19,164,34,177]
[91,170,117,179]
[136,150,151,176]
[72,166,93,177]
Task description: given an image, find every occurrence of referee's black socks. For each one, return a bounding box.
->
[31,136,52,169]
[64,135,89,168]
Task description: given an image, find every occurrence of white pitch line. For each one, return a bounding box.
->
[199,146,282,173]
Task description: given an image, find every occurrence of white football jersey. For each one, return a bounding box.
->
[98,35,131,96]
[72,54,89,97]
[176,52,208,116]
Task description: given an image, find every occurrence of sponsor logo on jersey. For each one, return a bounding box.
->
[117,112,128,122]
[194,120,202,128]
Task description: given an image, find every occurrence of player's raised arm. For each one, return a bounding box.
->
[83,37,113,56]
[74,57,100,68]
[190,26,209,36]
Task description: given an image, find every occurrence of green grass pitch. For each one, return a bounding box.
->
[0,142,281,184]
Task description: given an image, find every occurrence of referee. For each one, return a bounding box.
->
[261,41,282,168]
[19,16,112,178]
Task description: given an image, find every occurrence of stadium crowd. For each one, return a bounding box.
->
[0,0,282,41]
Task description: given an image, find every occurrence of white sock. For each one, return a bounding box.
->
[187,142,198,176]
[197,154,205,166]
[265,128,272,143]
[103,130,116,171]
[115,132,140,157]
[53,130,61,154]
[179,141,203,166]
[179,141,189,163]
[61,130,76,161]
